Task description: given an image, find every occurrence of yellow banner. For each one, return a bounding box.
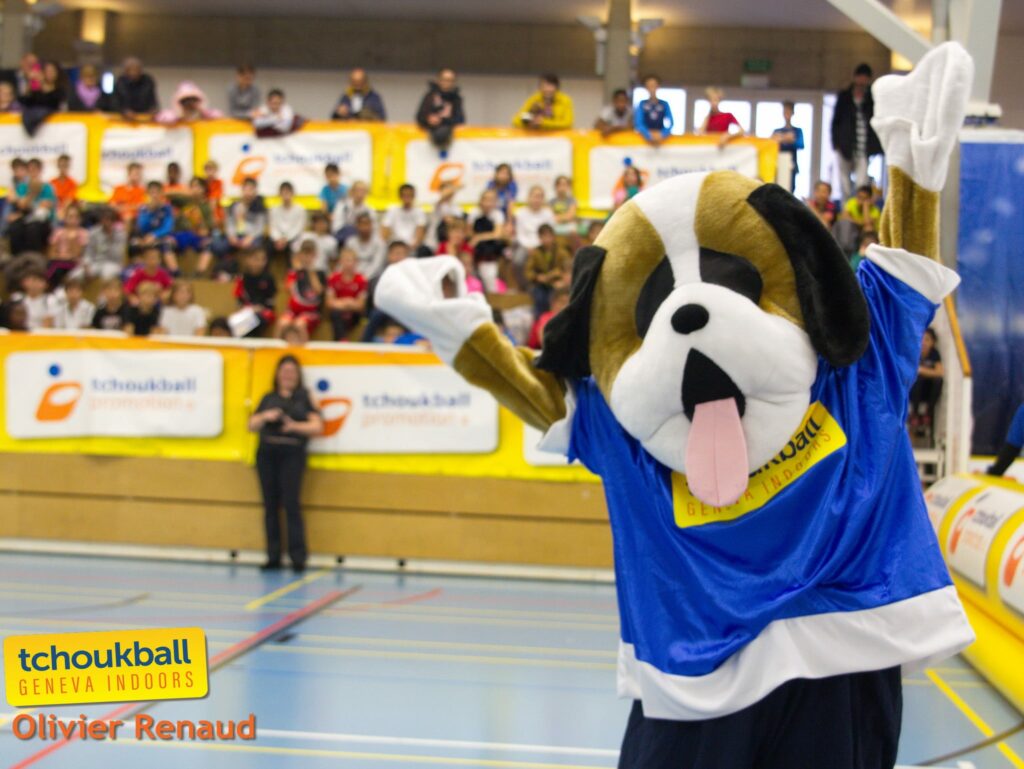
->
[0,114,779,214]
[5,627,208,707]
[0,334,251,462]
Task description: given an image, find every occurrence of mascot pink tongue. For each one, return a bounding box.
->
[685,398,749,507]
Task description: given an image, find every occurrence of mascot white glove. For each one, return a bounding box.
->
[374,256,493,364]
[871,41,974,191]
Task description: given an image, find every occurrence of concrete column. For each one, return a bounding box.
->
[0,0,31,69]
[604,0,632,100]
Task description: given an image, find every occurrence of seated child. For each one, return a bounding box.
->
[469,188,508,293]
[17,268,58,330]
[47,204,89,289]
[158,280,208,336]
[293,213,338,272]
[527,286,570,350]
[91,278,131,331]
[54,276,95,330]
[279,239,326,343]
[173,176,218,276]
[524,223,571,315]
[110,162,146,225]
[132,181,178,272]
[125,282,162,336]
[50,153,79,219]
[125,245,173,304]
[233,248,278,337]
[326,248,368,341]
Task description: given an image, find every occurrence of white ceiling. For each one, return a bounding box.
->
[56,0,1023,32]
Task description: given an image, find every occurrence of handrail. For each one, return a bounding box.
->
[943,294,972,378]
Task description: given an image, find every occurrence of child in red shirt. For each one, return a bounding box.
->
[124,245,173,304]
[279,240,325,342]
[326,248,367,340]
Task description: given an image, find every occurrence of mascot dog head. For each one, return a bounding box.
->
[536,171,869,507]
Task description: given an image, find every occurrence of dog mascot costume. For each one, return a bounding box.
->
[377,43,976,768]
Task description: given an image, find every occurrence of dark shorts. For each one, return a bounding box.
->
[618,668,902,769]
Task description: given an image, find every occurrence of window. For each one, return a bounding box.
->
[755,101,815,199]
[691,99,751,133]
[632,87,688,136]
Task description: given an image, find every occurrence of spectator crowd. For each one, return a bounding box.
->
[0,55,889,354]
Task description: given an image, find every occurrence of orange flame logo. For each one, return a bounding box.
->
[232,155,268,186]
[1004,534,1024,588]
[319,397,352,437]
[429,162,465,193]
[949,507,976,554]
[35,381,83,422]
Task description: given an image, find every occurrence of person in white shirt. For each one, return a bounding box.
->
[513,184,556,263]
[252,89,296,136]
[17,270,58,330]
[157,281,208,336]
[331,180,372,241]
[54,278,96,330]
[85,208,127,282]
[343,212,387,280]
[381,184,428,253]
[269,181,307,257]
[292,212,338,273]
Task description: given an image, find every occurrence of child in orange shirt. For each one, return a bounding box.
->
[203,159,225,227]
[50,154,78,218]
[110,162,147,224]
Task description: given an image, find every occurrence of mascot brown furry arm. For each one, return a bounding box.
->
[377,42,975,769]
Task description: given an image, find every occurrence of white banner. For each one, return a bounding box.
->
[946,487,1024,587]
[307,365,497,454]
[208,130,372,197]
[923,475,983,534]
[5,350,223,438]
[999,519,1024,616]
[100,127,194,192]
[588,144,760,210]
[0,122,88,190]
[405,137,573,206]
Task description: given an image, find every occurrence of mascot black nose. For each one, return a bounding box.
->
[671,305,709,335]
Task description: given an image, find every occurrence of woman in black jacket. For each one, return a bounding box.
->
[248,355,324,573]
[416,68,465,155]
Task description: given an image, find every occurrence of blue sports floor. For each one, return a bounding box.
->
[0,553,1022,768]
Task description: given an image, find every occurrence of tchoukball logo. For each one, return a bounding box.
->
[231,143,268,186]
[949,507,977,554]
[429,162,465,192]
[316,379,351,438]
[1004,534,1024,588]
[35,363,82,422]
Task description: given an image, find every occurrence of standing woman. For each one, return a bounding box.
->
[248,355,323,573]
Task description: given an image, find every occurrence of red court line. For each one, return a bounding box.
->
[7,586,360,769]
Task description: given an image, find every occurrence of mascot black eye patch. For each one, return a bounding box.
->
[698,248,763,305]
[634,249,764,339]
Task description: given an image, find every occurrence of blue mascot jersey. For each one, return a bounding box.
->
[564,254,974,720]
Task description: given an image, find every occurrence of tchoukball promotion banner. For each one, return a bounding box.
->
[586,143,761,211]
[0,334,251,461]
[0,119,88,190]
[403,134,575,205]
[205,128,373,197]
[99,125,195,193]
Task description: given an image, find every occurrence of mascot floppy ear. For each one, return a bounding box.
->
[535,245,606,377]
[747,184,870,367]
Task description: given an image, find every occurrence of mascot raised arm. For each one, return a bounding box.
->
[376,43,976,769]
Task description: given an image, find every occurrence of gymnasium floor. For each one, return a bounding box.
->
[0,552,1022,769]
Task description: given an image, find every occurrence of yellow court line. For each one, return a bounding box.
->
[114,738,613,769]
[926,669,1024,769]
[244,568,333,612]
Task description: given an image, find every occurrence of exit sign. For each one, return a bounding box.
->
[744,58,772,73]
